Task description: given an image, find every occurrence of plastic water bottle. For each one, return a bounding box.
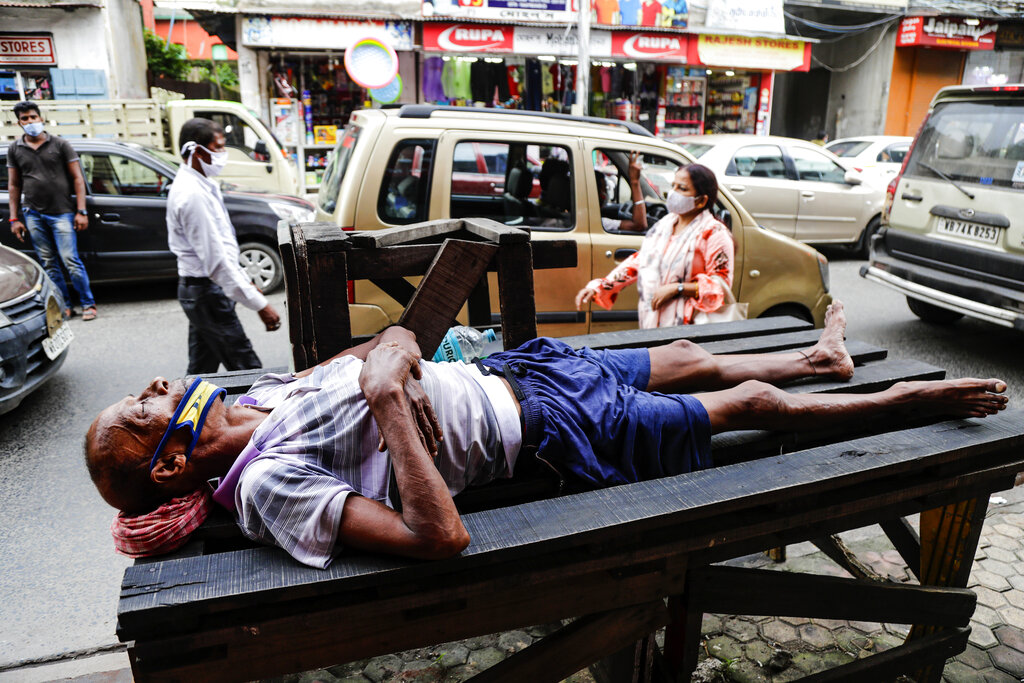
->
[432,326,497,362]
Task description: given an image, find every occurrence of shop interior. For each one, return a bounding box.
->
[0,70,53,101]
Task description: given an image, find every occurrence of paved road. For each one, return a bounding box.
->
[1,252,1022,671]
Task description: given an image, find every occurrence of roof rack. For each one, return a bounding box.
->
[397,105,655,138]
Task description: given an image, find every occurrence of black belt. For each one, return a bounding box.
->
[179,276,212,286]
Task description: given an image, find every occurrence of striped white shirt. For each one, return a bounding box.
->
[233,355,522,568]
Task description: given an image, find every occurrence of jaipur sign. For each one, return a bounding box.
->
[897,16,998,50]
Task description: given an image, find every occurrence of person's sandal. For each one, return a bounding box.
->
[82,307,97,321]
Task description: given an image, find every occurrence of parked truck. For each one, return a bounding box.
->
[0,98,298,195]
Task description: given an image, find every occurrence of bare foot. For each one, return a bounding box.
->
[891,378,1008,419]
[803,300,854,381]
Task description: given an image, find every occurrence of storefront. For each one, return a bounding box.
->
[885,15,997,136]
[963,20,1024,86]
[238,16,415,191]
[420,22,808,137]
[0,32,111,101]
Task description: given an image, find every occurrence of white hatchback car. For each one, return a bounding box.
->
[826,136,913,187]
[672,134,886,255]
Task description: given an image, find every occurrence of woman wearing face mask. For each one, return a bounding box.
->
[575,163,733,328]
[166,118,282,375]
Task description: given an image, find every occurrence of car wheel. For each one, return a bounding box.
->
[238,242,283,294]
[854,216,882,258]
[759,304,813,324]
[906,297,963,325]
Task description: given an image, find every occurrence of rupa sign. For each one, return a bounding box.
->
[423,24,515,52]
[611,33,688,60]
[897,16,997,50]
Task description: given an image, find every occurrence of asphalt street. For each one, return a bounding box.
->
[0,252,1022,672]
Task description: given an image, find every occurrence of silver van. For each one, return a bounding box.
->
[862,85,1024,330]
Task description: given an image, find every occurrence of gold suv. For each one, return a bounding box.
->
[314,106,832,336]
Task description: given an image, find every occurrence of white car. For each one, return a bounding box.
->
[671,134,886,255]
[826,136,913,187]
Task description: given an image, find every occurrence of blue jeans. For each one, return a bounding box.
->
[22,208,95,309]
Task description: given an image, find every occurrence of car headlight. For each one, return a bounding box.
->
[817,252,830,293]
[269,202,316,224]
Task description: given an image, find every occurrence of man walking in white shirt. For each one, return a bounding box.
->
[167,118,281,373]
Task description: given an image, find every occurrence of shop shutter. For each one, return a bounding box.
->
[50,68,109,100]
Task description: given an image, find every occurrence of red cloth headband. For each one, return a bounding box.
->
[110,488,211,558]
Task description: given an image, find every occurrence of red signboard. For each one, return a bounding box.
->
[423,23,514,52]
[611,32,688,61]
[897,16,997,50]
[0,34,56,65]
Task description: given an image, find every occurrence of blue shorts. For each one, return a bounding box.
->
[483,337,712,487]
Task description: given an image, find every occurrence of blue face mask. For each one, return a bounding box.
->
[148,378,226,471]
[22,122,44,137]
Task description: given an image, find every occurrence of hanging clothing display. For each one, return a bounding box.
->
[423,57,446,103]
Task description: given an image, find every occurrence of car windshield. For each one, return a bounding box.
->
[905,100,1024,189]
[677,142,714,158]
[827,141,872,158]
[318,124,361,214]
[135,145,181,171]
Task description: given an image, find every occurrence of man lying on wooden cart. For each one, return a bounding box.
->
[85,302,1007,567]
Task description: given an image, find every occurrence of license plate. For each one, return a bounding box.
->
[937,217,1000,244]
[42,321,74,360]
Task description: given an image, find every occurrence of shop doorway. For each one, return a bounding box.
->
[885,47,965,137]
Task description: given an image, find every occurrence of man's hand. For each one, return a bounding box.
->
[575,285,597,311]
[378,374,443,458]
[651,283,683,311]
[10,220,26,243]
[362,342,440,456]
[628,150,643,185]
[258,304,281,331]
[73,213,88,231]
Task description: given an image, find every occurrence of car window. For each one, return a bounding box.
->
[593,148,668,234]
[449,141,572,231]
[194,111,268,162]
[378,139,434,225]
[318,124,360,215]
[826,140,871,158]
[904,100,1024,188]
[678,142,713,158]
[729,145,786,179]
[79,153,171,196]
[877,143,909,164]
[789,146,847,183]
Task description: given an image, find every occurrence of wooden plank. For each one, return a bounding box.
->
[286,222,316,369]
[561,317,814,350]
[349,219,466,248]
[343,240,576,280]
[398,240,499,358]
[881,517,921,580]
[496,242,537,349]
[663,589,702,679]
[117,411,1024,634]
[468,601,669,683]
[689,566,975,626]
[306,248,352,363]
[809,535,885,581]
[798,627,969,683]
[461,217,531,245]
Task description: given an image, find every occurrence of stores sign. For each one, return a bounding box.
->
[241,17,414,51]
[693,34,809,72]
[0,35,56,65]
[897,16,997,50]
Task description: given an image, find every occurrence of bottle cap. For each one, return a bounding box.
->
[484,329,497,342]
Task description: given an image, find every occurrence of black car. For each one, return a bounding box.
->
[0,139,316,293]
[0,243,71,415]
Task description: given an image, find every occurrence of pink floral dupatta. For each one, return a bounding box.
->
[585,210,734,328]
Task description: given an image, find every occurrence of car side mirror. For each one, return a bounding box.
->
[254,140,269,156]
[844,170,863,186]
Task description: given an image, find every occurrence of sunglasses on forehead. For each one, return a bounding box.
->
[148,377,226,471]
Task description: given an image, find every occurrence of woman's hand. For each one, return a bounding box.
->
[575,286,598,311]
[650,283,683,311]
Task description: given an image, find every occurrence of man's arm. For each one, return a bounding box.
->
[67,156,88,231]
[618,151,648,233]
[293,325,421,377]
[7,165,25,242]
[342,342,469,559]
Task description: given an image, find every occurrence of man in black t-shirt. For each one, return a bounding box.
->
[6,101,97,320]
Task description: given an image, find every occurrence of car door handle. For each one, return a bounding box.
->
[614,249,636,260]
[801,191,815,198]
[728,185,746,193]
[265,164,274,174]
[901,191,923,202]
[98,213,120,222]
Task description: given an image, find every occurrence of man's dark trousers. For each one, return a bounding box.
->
[178,277,261,374]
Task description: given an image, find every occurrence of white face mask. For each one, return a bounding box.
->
[666,190,698,215]
[22,122,44,137]
[182,141,229,177]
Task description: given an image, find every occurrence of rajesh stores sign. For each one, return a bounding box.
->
[897,16,997,50]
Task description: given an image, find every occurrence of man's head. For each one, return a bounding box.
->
[14,101,43,136]
[85,377,229,514]
[178,117,227,165]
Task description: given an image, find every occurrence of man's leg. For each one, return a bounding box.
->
[647,301,855,393]
[49,212,96,311]
[694,377,1008,434]
[178,281,262,373]
[23,209,73,311]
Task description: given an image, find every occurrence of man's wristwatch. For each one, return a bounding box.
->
[77,209,88,216]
